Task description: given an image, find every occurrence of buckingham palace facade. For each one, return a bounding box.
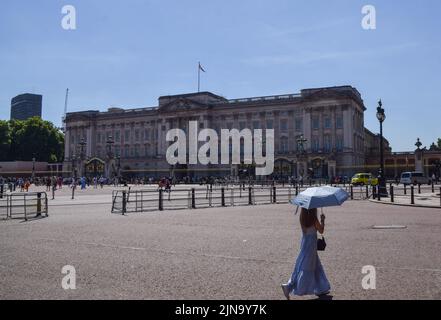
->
[63,85,368,180]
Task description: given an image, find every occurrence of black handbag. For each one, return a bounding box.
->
[317,236,326,251]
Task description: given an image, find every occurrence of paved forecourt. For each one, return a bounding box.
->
[1,185,441,300]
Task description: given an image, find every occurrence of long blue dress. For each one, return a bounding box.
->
[286,226,331,296]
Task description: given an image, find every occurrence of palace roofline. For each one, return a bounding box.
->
[65,85,365,120]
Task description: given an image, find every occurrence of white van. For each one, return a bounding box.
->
[400,172,431,185]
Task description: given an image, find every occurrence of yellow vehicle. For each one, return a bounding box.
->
[351,173,378,186]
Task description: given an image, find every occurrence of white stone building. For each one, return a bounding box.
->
[63,85,367,180]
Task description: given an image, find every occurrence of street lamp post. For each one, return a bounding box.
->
[71,154,77,179]
[296,134,308,181]
[376,100,388,197]
[116,155,121,183]
[32,157,36,182]
[78,138,87,177]
[106,135,115,178]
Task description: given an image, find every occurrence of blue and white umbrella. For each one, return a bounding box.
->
[290,186,349,210]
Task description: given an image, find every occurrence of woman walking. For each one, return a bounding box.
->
[281,208,331,299]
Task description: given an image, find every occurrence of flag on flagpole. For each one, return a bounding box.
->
[199,62,206,73]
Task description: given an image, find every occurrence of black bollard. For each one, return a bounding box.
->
[36,192,42,216]
[158,189,163,211]
[418,184,421,194]
[432,181,435,193]
[273,186,277,203]
[411,186,414,205]
[0,184,3,199]
[248,187,252,205]
[366,185,369,199]
[191,188,196,209]
[123,191,128,214]
[404,184,407,195]
[390,185,394,203]
[350,185,354,200]
[221,188,225,207]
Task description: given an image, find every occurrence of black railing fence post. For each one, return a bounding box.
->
[191,188,196,209]
[123,191,127,214]
[221,188,225,207]
[36,192,42,216]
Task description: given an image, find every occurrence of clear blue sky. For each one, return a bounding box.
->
[1,0,440,151]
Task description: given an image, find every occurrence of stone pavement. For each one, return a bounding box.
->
[1,186,441,300]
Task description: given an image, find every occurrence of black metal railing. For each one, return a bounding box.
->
[111,184,372,214]
[0,192,49,221]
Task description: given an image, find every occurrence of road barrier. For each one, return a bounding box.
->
[0,192,48,221]
[111,184,372,214]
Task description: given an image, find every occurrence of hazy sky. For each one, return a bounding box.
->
[1,0,440,151]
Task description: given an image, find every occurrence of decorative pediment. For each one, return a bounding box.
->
[159,98,209,113]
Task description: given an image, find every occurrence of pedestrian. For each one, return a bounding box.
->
[281,208,330,299]
[46,177,51,192]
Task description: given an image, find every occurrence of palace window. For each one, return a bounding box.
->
[324,117,331,129]
[336,136,344,152]
[324,135,331,152]
[336,116,343,129]
[115,130,120,142]
[280,137,289,154]
[253,120,260,129]
[280,119,288,132]
[295,118,303,132]
[266,119,273,129]
[125,130,130,142]
[135,129,140,142]
[312,117,320,130]
[312,137,319,152]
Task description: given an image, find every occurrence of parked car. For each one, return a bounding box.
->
[399,172,431,185]
[351,173,379,186]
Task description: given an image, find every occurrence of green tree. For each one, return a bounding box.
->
[0,117,64,162]
[14,117,64,162]
[0,120,11,161]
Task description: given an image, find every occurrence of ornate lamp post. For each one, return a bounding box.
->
[78,138,87,177]
[116,155,121,179]
[376,100,388,197]
[71,154,77,179]
[106,135,115,177]
[32,156,36,182]
[296,134,308,184]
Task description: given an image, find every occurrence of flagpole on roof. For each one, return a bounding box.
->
[198,62,200,93]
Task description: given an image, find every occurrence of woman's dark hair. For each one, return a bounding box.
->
[300,208,318,228]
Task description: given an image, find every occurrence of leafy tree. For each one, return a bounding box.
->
[0,120,11,161]
[0,117,64,163]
